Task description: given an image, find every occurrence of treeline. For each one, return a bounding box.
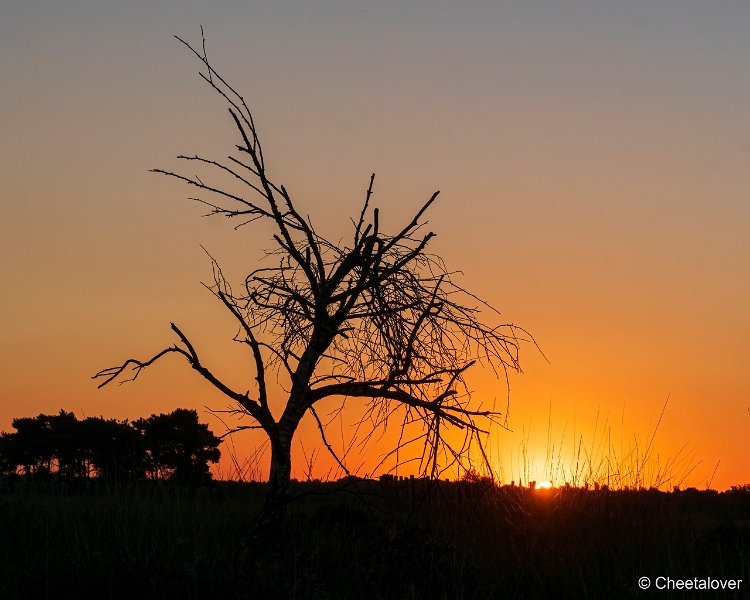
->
[0,408,221,485]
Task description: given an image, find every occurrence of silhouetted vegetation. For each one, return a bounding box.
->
[134,409,222,484]
[0,409,220,485]
[0,477,747,598]
[94,32,538,524]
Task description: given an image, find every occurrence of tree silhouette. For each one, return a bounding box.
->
[83,416,145,482]
[0,432,21,478]
[94,33,535,523]
[134,409,220,484]
[0,409,219,484]
[4,414,55,477]
[46,411,89,479]
[0,411,85,478]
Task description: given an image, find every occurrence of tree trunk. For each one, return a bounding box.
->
[254,397,306,536]
[258,433,293,527]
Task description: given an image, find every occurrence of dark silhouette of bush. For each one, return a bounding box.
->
[82,416,146,482]
[0,432,21,478]
[45,411,89,479]
[0,409,220,484]
[4,414,56,476]
[134,409,221,484]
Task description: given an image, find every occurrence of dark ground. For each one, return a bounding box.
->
[0,477,748,599]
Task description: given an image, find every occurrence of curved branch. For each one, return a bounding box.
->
[93,323,272,431]
[92,346,189,388]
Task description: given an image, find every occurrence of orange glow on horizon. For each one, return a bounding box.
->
[1,3,748,492]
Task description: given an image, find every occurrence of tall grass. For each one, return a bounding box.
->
[497,399,703,491]
[0,479,262,598]
[0,477,748,599]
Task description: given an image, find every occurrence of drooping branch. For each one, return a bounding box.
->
[307,366,492,433]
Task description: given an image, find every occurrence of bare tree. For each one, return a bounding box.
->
[94,34,535,523]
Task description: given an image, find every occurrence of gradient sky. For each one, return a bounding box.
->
[2,1,748,489]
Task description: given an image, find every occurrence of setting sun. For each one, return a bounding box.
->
[536,481,553,490]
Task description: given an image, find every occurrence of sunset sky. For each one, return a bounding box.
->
[2,1,748,489]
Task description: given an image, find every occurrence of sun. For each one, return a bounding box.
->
[535,481,553,490]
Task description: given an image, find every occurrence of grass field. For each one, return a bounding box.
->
[0,477,748,599]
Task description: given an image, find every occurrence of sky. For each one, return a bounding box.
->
[1,1,748,489]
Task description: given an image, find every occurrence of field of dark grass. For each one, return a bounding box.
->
[0,477,748,599]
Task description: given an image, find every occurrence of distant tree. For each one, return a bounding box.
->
[83,416,145,482]
[46,411,88,479]
[4,414,55,477]
[0,411,96,479]
[95,34,535,524]
[0,432,20,478]
[134,409,221,484]
[0,409,219,484]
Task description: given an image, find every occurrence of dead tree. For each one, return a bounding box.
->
[94,34,535,523]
